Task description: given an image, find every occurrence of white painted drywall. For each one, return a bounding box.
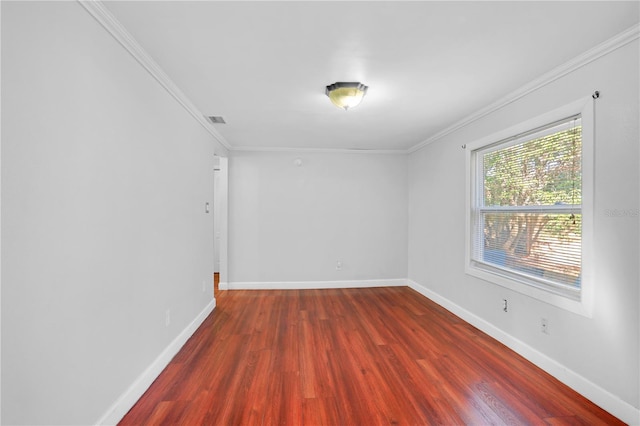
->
[408,40,639,417]
[2,2,216,424]
[0,2,3,422]
[228,151,408,284]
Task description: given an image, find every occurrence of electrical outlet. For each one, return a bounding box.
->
[336,260,342,271]
[165,309,171,327]
[502,299,508,312]
[541,318,549,334]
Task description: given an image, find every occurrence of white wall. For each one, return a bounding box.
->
[408,40,639,420]
[228,151,407,286]
[2,2,217,424]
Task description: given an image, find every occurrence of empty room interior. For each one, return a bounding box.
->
[1,1,639,425]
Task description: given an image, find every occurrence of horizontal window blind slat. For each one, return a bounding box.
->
[478,205,580,213]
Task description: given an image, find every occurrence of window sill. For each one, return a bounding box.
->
[465,264,593,317]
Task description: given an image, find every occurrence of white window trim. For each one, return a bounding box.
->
[465,97,595,317]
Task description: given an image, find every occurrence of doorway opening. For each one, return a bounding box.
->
[213,155,229,297]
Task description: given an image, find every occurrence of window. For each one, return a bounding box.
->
[465,98,594,314]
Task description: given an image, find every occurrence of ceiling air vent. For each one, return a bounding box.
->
[207,116,226,124]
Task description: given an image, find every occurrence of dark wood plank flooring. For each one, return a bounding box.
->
[119,287,624,425]
[214,272,220,298]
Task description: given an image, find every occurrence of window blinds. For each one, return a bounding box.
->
[471,116,582,296]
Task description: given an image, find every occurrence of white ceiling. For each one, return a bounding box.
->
[104,1,639,152]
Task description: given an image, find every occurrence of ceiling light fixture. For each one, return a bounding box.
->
[325,82,368,111]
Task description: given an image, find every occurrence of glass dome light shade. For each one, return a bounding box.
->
[325,82,368,111]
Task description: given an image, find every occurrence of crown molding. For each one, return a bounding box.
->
[78,0,232,153]
[231,146,407,155]
[77,1,638,155]
[407,23,640,154]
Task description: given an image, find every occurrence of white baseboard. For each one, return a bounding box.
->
[95,298,217,426]
[219,281,229,290]
[407,279,640,426]
[225,278,406,290]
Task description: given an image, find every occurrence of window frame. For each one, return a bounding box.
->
[465,98,594,316]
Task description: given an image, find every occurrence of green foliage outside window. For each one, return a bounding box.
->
[481,124,582,286]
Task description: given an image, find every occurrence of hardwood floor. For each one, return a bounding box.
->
[119,287,623,425]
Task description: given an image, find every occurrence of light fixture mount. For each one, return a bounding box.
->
[325,82,368,111]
